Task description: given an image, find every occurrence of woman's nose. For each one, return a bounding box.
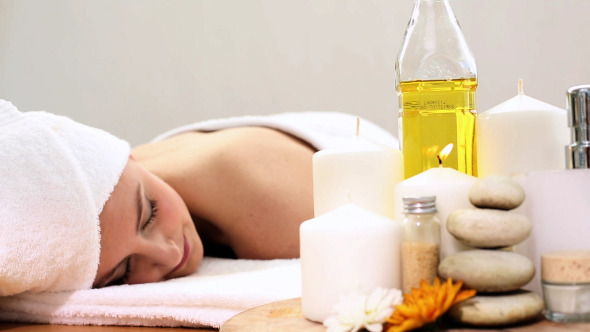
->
[151,239,182,266]
[133,235,183,282]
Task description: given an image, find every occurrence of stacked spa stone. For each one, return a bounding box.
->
[438,175,544,327]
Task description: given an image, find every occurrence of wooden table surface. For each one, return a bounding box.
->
[4,297,590,332]
[221,297,590,332]
[0,323,217,331]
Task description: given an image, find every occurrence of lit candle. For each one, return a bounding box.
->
[300,204,402,323]
[394,147,477,259]
[477,79,569,177]
[312,120,403,218]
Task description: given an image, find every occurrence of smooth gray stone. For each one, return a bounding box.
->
[469,175,525,210]
[447,208,532,248]
[448,290,544,326]
[438,250,535,293]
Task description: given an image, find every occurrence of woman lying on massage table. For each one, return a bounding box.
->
[96,126,316,287]
[0,99,397,295]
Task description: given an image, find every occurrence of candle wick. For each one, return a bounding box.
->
[346,190,353,204]
[437,155,443,167]
[518,79,524,95]
[356,117,360,137]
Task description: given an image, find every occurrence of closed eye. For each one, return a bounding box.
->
[109,258,132,286]
[143,199,158,230]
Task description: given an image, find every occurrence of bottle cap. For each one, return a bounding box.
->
[403,196,437,214]
[566,85,590,169]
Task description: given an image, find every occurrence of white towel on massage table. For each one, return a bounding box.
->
[0,257,301,328]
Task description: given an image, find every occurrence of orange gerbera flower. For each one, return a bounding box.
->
[384,277,476,332]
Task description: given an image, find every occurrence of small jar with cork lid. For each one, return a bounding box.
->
[542,250,590,322]
[401,196,441,294]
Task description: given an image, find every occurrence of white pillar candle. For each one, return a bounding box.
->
[300,204,402,323]
[394,167,477,259]
[313,144,403,219]
[477,80,569,177]
[513,169,590,295]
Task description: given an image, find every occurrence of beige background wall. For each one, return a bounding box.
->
[1,0,588,146]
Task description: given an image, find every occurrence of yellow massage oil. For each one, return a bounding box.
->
[398,78,477,178]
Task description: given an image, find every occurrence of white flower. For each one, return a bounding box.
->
[323,287,403,332]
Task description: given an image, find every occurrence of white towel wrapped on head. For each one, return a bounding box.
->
[0,100,130,296]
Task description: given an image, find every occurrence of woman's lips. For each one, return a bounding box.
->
[169,235,190,275]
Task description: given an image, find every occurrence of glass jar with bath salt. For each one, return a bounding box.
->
[542,250,590,323]
[401,196,440,294]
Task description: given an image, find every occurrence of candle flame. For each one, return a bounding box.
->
[437,144,454,166]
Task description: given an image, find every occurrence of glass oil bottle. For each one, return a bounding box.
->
[396,0,478,178]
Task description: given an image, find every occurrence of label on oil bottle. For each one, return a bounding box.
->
[398,78,477,178]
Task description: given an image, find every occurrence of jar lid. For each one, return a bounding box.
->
[542,250,590,283]
[403,196,437,214]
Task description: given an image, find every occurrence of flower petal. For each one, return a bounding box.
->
[385,278,476,332]
[453,289,477,305]
[365,322,384,332]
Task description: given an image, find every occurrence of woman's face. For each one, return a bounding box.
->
[94,158,203,288]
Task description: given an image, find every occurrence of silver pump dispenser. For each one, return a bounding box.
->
[566,85,590,169]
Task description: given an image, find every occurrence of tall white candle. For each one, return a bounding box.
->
[300,204,402,323]
[394,167,477,259]
[477,80,569,177]
[313,144,403,219]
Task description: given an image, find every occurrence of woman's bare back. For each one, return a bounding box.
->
[132,126,316,259]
